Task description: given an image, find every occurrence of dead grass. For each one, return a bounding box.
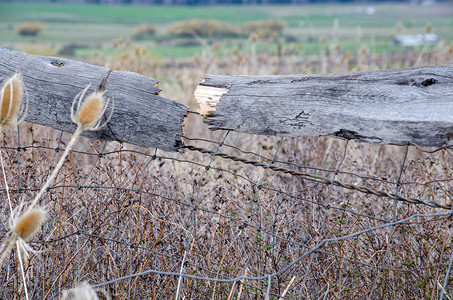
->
[1,39,453,299]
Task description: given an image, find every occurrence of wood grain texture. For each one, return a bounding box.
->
[0,48,188,152]
[197,66,453,147]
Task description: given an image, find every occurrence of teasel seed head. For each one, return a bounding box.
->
[71,84,113,131]
[13,208,46,242]
[77,91,106,127]
[0,73,27,126]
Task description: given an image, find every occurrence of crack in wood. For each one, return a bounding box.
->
[332,129,382,142]
[395,77,437,87]
[281,111,313,127]
[421,78,437,86]
[435,130,453,141]
[247,79,276,85]
[51,61,64,68]
[291,74,361,84]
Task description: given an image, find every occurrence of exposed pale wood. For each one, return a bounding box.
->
[196,66,453,147]
[0,48,187,152]
[194,84,228,116]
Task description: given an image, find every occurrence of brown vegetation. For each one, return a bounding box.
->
[167,18,287,38]
[132,23,157,40]
[241,19,287,38]
[16,22,45,37]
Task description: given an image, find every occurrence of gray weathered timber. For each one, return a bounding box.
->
[196,66,453,147]
[0,48,187,152]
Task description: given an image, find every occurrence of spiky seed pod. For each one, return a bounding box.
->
[71,84,113,131]
[13,208,46,241]
[74,91,106,129]
[0,207,46,267]
[0,73,24,126]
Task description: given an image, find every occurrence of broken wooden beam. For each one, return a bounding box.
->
[195,66,453,147]
[0,47,187,152]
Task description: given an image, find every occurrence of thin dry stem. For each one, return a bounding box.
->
[279,276,296,300]
[28,125,83,210]
[0,145,14,219]
[0,233,18,267]
[16,243,30,300]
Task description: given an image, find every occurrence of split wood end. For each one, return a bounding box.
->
[194,84,229,116]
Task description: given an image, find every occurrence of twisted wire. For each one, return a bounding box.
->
[184,144,451,210]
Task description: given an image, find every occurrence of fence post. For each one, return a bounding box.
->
[0,48,188,152]
[195,66,453,147]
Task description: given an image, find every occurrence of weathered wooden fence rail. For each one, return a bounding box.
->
[1,48,453,150]
[0,48,188,152]
[195,66,453,147]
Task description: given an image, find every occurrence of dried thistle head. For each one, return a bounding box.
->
[13,207,46,241]
[0,206,45,268]
[77,91,106,127]
[71,84,113,131]
[0,73,27,126]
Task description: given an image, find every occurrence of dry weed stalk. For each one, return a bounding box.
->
[0,81,112,298]
[0,72,35,300]
[28,83,112,211]
[0,73,27,215]
[0,207,46,268]
[0,73,31,265]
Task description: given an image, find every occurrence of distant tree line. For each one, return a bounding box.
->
[9,0,449,5]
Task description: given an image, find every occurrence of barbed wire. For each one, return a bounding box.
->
[5,143,453,187]
[183,136,403,185]
[1,141,450,241]
[183,145,452,210]
[2,122,453,299]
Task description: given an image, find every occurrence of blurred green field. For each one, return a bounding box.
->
[0,2,452,58]
[0,3,273,23]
